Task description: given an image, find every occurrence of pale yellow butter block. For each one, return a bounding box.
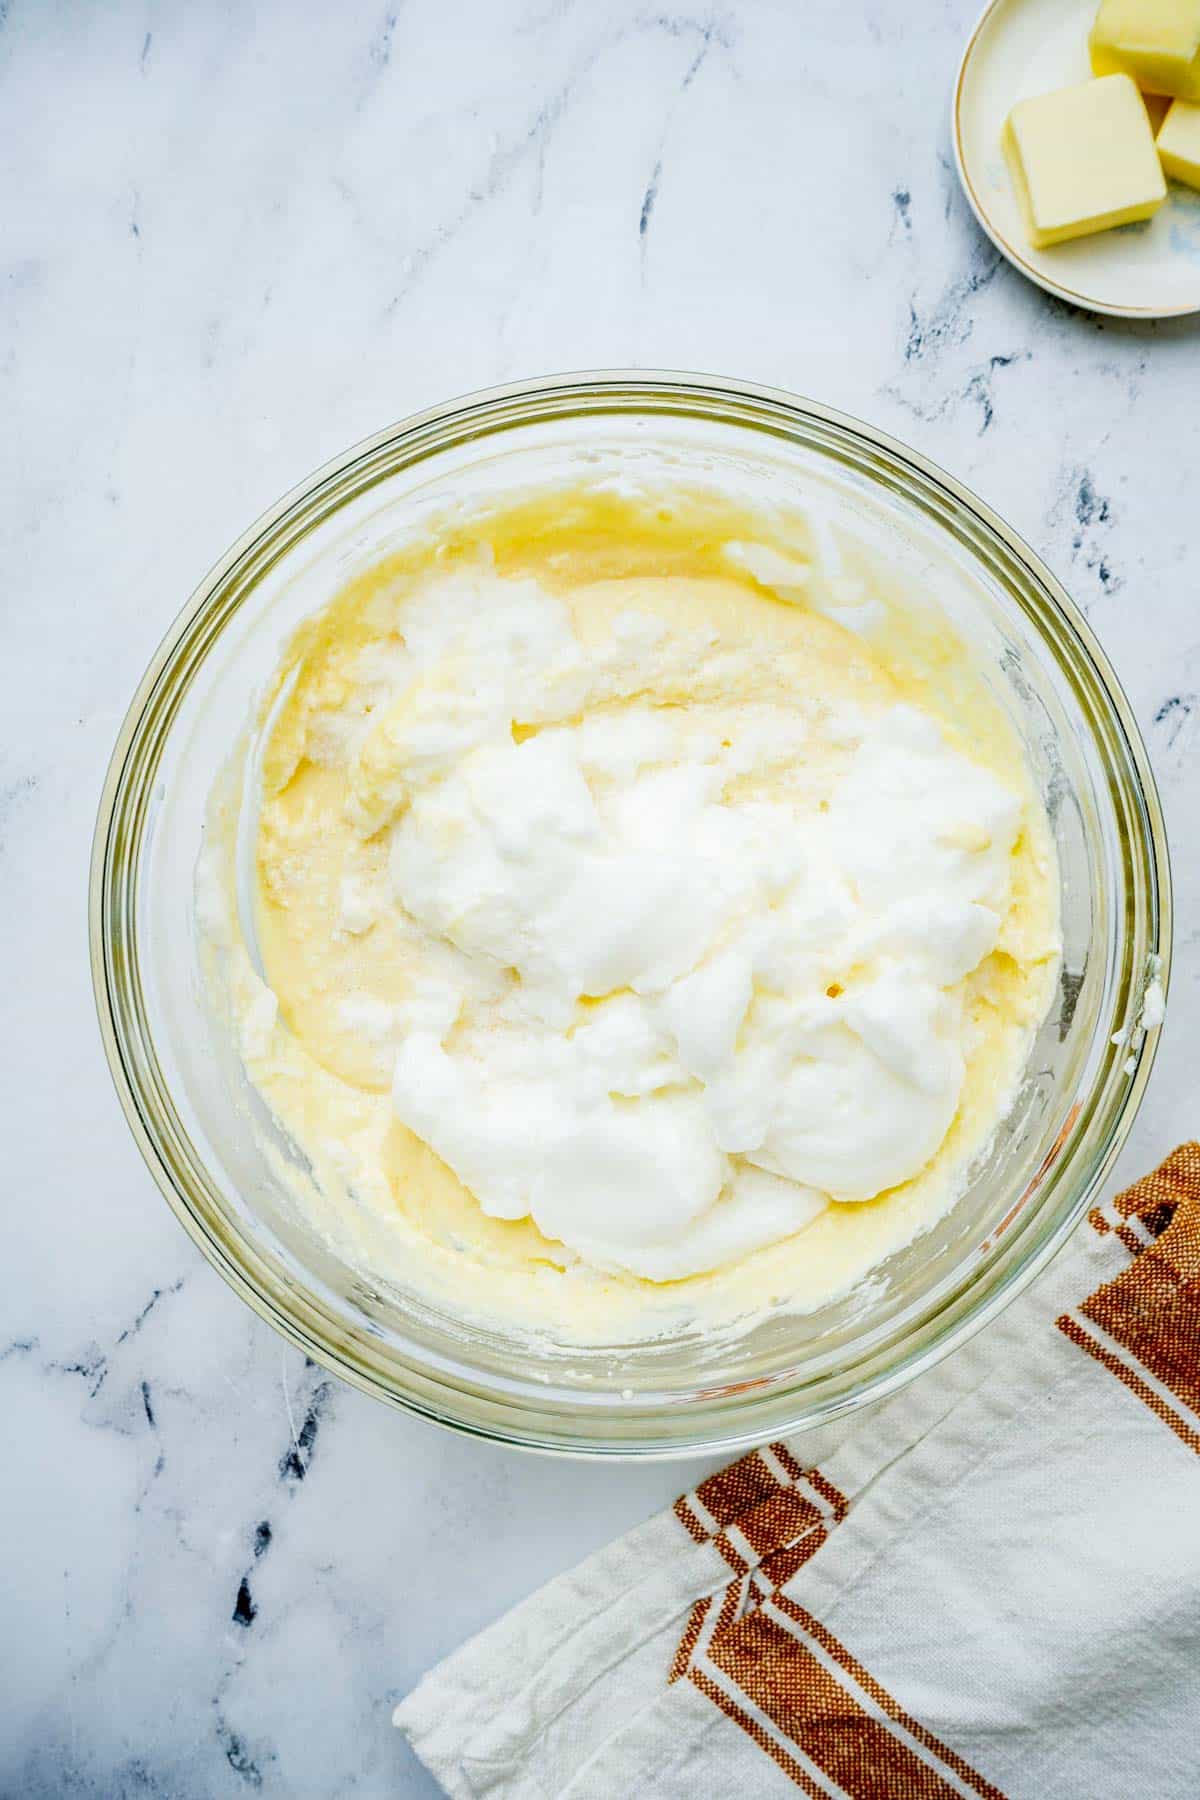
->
[1090,0,1200,101]
[1003,75,1167,248]
[1157,97,1200,184]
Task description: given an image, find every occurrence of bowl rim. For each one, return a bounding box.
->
[90,368,1172,1459]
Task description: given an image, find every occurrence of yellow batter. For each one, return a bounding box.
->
[203,485,1060,1345]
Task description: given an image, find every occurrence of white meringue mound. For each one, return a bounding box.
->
[334,572,1027,1282]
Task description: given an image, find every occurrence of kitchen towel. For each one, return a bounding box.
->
[395,1143,1200,1798]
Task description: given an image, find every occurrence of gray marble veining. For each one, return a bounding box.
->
[2,0,1197,1793]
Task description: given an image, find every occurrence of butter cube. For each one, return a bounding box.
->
[1157,97,1200,184]
[1090,0,1200,100]
[1003,75,1167,247]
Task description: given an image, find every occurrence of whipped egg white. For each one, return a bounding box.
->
[202,484,1061,1341]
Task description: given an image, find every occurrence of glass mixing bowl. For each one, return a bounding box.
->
[91,372,1170,1458]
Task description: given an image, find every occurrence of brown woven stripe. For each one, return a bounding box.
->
[712,1528,750,1575]
[773,1596,1006,1800]
[677,1449,849,1578]
[771,1440,806,1484]
[689,1666,827,1797]
[1116,1223,1148,1256]
[758,1528,829,1593]
[673,1494,709,1546]
[1056,1315,1200,1458]
[1059,1143,1200,1450]
[694,1447,781,1529]
[736,1488,826,1559]
[1111,1143,1200,1222]
[805,1465,850,1523]
[708,1604,998,1799]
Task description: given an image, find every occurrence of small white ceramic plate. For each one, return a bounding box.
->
[954,0,1200,317]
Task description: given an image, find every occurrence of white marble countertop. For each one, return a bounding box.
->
[3,1,1197,1793]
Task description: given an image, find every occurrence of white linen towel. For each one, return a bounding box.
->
[396,1144,1200,1799]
